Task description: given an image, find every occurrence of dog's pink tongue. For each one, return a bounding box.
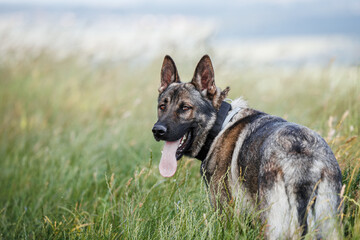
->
[159,140,180,177]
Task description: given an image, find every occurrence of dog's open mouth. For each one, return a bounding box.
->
[159,130,192,177]
[176,131,192,160]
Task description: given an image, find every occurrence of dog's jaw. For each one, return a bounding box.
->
[186,111,217,158]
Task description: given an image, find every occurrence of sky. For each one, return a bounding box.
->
[0,0,359,65]
[1,0,359,38]
[0,0,359,8]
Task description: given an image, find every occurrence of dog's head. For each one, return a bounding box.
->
[152,55,229,177]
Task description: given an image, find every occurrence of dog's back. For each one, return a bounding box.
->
[203,105,342,239]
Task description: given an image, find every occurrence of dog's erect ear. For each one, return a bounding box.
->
[191,55,216,97]
[159,55,180,93]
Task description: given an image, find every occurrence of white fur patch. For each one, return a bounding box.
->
[312,178,341,239]
[229,124,254,212]
[265,180,300,240]
[230,124,250,194]
[230,97,248,110]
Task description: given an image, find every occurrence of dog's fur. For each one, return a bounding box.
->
[152,55,342,239]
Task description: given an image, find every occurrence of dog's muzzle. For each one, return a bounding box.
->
[152,123,167,141]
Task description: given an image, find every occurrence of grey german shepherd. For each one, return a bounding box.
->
[152,55,342,239]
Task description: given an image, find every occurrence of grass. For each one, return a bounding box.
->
[0,51,359,239]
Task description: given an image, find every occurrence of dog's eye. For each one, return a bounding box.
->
[159,105,166,111]
[182,106,191,111]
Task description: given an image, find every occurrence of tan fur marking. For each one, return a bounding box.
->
[206,121,249,209]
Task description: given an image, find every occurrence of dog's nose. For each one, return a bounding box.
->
[152,124,167,137]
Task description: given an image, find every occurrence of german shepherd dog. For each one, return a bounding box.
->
[152,55,342,239]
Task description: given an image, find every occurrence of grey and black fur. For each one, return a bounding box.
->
[152,55,343,239]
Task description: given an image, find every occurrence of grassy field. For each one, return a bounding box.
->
[0,52,359,239]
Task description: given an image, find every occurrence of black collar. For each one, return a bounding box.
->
[195,101,232,161]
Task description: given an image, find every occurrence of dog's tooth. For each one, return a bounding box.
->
[180,138,184,147]
[178,133,189,149]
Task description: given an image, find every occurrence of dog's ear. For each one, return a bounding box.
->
[159,55,180,93]
[191,55,217,97]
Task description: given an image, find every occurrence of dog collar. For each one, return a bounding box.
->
[222,106,241,129]
[195,101,232,161]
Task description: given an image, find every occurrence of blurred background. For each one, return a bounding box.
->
[0,0,359,66]
[0,0,359,238]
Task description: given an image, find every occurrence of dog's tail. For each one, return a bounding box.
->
[305,175,343,239]
[261,168,342,239]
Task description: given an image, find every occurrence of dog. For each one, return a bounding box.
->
[152,55,342,239]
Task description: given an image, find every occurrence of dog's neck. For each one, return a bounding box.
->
[195,101,232,161]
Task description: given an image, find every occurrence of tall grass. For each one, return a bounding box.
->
[0,52,359,239]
